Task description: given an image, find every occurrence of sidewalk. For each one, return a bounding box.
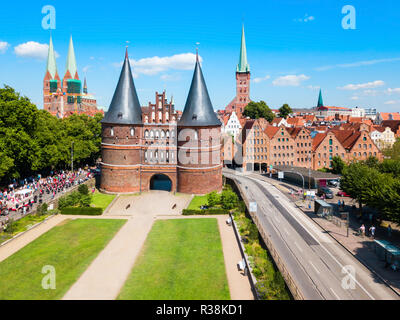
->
[257,174,400,296]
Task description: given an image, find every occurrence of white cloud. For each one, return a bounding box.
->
[114,53,200,77]
[384,100,399,105]
[338,80,385,91]
[272,74,310,87]
[294,14,315,23]
[82,65,91,73]
[307,85,320,90]
[350,96,359,100]
[316,57,400,71]
[385,88,400,95]
[253,75,270,83]
[0,41,10,54]
[14,41,59,60]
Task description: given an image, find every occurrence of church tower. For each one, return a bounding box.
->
[100,49,143,193]
[43,36,61,115]
[235,25,250,114]
[177,53,222,194]
[224,25,251,116]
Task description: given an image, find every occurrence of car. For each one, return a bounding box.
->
[337,191,351,197]
[317,186,334,199]
[328,180,339,187]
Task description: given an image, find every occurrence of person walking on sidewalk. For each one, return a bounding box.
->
[359,224,366,237]
[369,225,376,239]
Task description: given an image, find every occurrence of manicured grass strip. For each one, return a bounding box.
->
[0,214,50,244]
[91,191,116,210]
[118,218,230,300]
[187,195,208,210]
[0,218,126,300]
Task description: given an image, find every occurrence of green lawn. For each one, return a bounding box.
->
[0,218,126,300]
[0,213,50,245]
[187,195,208,209]
[91,191,116,210]
[118,218,230,300]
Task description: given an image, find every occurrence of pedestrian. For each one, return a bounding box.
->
[369,225,376,239]
[388,224,392,238]
[359,224,365,237]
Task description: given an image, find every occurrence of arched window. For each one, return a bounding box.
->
[159,111,162,121]
[166,130,170,138]
[151,112,155,122]
[110,127,114,136]
[150,130,154,138]
[166,112,169,120]
[145,130,149,138]
[130,128,135,136]
[161,130,165,138]
[155,130,160,139]
[145,116,148,123]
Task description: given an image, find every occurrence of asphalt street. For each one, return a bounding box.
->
[224,168,398,300]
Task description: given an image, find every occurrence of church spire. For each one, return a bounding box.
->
[317,89,324,108]
[101,49,142,125]
[178,54,221,127]
[65,35,78,79]
[237,25,250,73]
[46,35,58,79]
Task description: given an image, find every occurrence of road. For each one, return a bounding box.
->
[223,168,398,300]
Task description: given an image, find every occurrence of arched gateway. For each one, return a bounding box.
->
[150,174,172,191]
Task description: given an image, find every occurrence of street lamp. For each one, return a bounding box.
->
[71,141,74,172]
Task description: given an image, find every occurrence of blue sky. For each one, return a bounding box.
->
[1,0,400,112]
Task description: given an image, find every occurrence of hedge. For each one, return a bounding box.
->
[60,207,103,215]
[182,208,229,215]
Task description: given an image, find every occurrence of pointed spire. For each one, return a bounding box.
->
[171,95,174,105]
[101,49,142,125]
[317,89,324,108]
[237,25,250,73]
[178,56,221,127]
[46,36,58,79]
[65,35,78,79]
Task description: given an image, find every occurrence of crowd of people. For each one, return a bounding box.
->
[0,168,94,222]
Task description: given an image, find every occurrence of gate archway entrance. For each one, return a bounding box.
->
[150,174,172,191]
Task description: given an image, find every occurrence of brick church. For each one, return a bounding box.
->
[43,36,104,118]
[100,49,222,194]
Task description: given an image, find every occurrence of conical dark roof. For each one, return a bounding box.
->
[178,56,221,127]
[101,50,142,125]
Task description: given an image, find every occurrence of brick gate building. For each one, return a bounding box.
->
[100,49,222,194]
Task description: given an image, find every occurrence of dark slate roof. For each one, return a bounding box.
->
[178,57,221,127]
[101,50,142,125]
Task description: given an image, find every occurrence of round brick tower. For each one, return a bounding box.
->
[100,49,143,193]
[177,53,222,194]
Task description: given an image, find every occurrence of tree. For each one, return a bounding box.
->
[220,187,239,210]
[207,191,220,207]
[331,156,345,174]
[278,104,292,119]
[242,101,275,122]
[364,156,379,169]
[383,137,400,161]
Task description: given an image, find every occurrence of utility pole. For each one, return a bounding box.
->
[71,141,74,172]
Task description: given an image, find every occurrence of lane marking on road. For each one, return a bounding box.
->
[309,260,320,274]
[294,241,304,253]
[226,171,378,300]
[330,287,340,300]
[244,174,377,300]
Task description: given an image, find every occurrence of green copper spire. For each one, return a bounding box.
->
[46,36,58,79]
[317,89,324,107]
[237,25,250,73]
[65,35,78,78]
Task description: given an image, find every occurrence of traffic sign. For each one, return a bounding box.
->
[278,171,284,179]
